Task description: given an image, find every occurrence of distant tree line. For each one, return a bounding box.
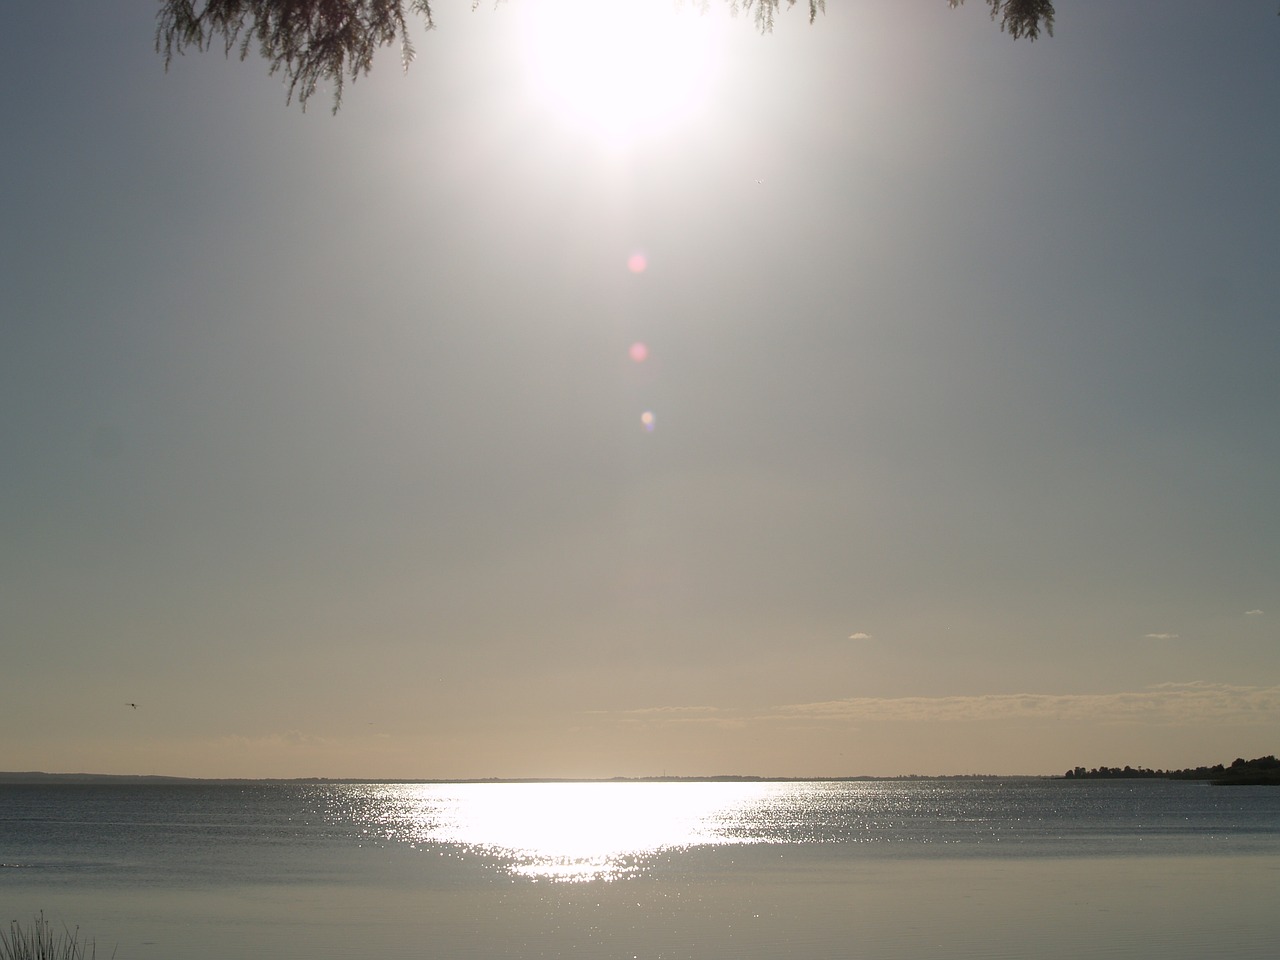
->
[1064,755,1280,785]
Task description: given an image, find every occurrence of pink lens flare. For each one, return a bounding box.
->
[627,253,647,274]
[628,342,649,363]
[640,411,655,432]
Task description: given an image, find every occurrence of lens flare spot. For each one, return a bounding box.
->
[629,342,649,363]
[640,411,655,432]
[627,253,647,274]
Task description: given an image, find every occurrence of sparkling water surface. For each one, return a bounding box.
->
[3,779,1278,959]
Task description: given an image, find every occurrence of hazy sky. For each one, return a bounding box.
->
[3,1,1277,779]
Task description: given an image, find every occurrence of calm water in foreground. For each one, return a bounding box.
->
[2,779,1278,959]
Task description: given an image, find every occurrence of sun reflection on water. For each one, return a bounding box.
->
[352,781,779,882]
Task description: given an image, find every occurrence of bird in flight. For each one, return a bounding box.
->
[126,703,137,709]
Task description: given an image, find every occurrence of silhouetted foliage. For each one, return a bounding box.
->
[157,1,1055,114]
[950,0,1054,41]
[156,0,438,111]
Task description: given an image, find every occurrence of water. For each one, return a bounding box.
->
[2,779,1278,959]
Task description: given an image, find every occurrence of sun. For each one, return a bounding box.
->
[516,0,727,146]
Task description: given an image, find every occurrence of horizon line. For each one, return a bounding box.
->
[0,770,1054,785]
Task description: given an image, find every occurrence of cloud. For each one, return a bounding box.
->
[847,632,872,640]
[1245,609,1263,616]
[602,684,1280,733]
[772,682,1280,727]
[598,705,723,717]
[595,705,746,729]
[1144,633,1179,640]
[216,730,334,751]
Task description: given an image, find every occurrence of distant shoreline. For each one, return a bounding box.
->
[0,771,1047,786]
[4,757,1275,785]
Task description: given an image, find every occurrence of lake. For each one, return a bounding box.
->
[3,779,1278,959]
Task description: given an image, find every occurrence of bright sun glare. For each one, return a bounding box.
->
[517,0,727,146]
[389,782,775,881]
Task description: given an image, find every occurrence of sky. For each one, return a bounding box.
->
[2,0,1278,780]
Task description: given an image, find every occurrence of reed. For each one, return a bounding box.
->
[0,914,106,960]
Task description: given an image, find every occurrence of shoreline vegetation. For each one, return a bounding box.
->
[1,914,103,960]
[2,756,1276,786]
[1063,755,1280,786]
